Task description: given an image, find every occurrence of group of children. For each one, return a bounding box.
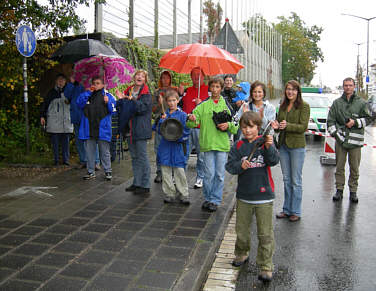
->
[43,70,280,282]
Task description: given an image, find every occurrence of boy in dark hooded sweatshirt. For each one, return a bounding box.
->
[225,111,279,282]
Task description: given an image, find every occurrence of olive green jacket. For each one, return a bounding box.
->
[277,101,310,148]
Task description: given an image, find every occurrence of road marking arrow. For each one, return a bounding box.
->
[2,186,57,198]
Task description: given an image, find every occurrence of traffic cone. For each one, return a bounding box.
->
[320,131,336,165]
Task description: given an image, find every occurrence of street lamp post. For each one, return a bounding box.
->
[342,13,376,97]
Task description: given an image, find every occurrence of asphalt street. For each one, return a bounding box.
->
[235,124,376,291]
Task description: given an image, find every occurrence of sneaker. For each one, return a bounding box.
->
[194,178,203,189]
[95,164,101,171]
[333,189,343,201]
[207,203,218,212]
[258,270,273,282]
[349,192,358,203]
[105,172,112,181]
[125,185,138,192]
[232,255,249,267]
[83,172,96,180]
[154,173,162,183]
[180,197,190,205]
[164,196,174,203]
[135,187,150,194]
[201,201,210,210]
[63,161,70,166]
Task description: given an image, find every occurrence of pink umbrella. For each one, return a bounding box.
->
[73,54,135,89]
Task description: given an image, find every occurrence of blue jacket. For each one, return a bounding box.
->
[157,108,190,168]
[233,82,250,103]
[117,84,152,142]
[64,82,85,125]
[76,89,116,142]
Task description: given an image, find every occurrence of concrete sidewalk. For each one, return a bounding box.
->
[0,145,236,291]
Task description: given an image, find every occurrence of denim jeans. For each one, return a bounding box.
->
[279,145,306,216]
[127,138,151,188]
[154,132,162,175]
[189,128,204,180]
[74,124,86,164]
[85,139,111,174]
[51,133,70,163]
[202,150,228,205]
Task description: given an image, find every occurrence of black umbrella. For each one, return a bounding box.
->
[51,39,118,63]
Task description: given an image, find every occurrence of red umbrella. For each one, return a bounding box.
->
[158,43,244,76]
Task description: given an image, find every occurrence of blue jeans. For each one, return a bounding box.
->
[127,138,151,188]
[85,139,111,174]
[154,132,162,175]
[202,151,228,205]
[279,145,306,216]
[51,133,70,163]
[74,124,86,164]
[189,128,204,180]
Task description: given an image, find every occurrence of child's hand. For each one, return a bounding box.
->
[217,122,229,131]
[161,114,166,119]
[40,117,45,126]
[271,120,279,129]
[115,89,125,99]
[242,103,249,112]
[264,135,273,149]
[241,159,251,170]
[158,94,164,104]
[279,120,287,130]
[104,95,109,104]
[188,114,196,121]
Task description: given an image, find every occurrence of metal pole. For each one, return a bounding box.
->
[173,0,177,47]
[188,0,192,43]
[23,57,30,155]
[366,20,369,96]
[129,0,134,39]
[154,0,159,48]
[199,0,203,43]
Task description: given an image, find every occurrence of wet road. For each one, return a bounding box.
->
[235,125,376,291]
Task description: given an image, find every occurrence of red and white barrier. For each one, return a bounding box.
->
[306,130,376,148]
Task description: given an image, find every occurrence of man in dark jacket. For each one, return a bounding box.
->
[327,77,372,203]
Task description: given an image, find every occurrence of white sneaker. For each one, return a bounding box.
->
[194,178,203,189]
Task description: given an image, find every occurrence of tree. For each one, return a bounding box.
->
[203,0,223,44]
[274,12,324,85]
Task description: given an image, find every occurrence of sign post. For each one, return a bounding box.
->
[15,25,36,155]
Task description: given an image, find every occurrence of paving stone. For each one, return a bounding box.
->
[28,218,57,227]
[0,268,15,281]
[31,233,65,245]
[35,253,74,267]
[155,213,182,221]
[93,238,124,252]
[47,224,78,235]
[17,265,58,282]
[155,246,192,260]
[0,228,8,236]
[105,229,136,242]
[0,280,40,291]
[61,217,90,226]
[102,209,129,217]
[13,226,44,236]
[161,206,188,214]
[136,270,177,289]
[113,202,141,210]
[73,210,99,218]
[180,219,208,229]
[84,203,108,211]
[0,247,11,256]
[148,221,177,231]
[52,241,89,254]
[118,248,153,262]
[78,249,115,265]
[13,243,49,256]
[0,234,29,246]
[83,223,112,233]
[0,254,32,269]
[39,276,87,291]
[128,238,162,250]
[184,210,211,220]
[125,214,152,223]
[171,227,202,237]
[146,258,186,273]
[0,220,24,229]
[0,215,8,221]
[134,207,161,215]
[61,262,102,279]
[107,259,145,275]
[164,236,196,249]
[138,228,170,239]
[88,274,131,291]
[94,215,122,225]
[68,231,100,244]
[116,222,144,231]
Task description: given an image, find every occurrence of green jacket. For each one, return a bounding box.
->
[187,96,238,152]
[327,93,371,149]
[277,101,310,149]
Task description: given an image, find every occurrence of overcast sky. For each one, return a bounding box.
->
[77,0,376,89]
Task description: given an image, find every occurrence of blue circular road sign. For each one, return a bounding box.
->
[15,25,37,57]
